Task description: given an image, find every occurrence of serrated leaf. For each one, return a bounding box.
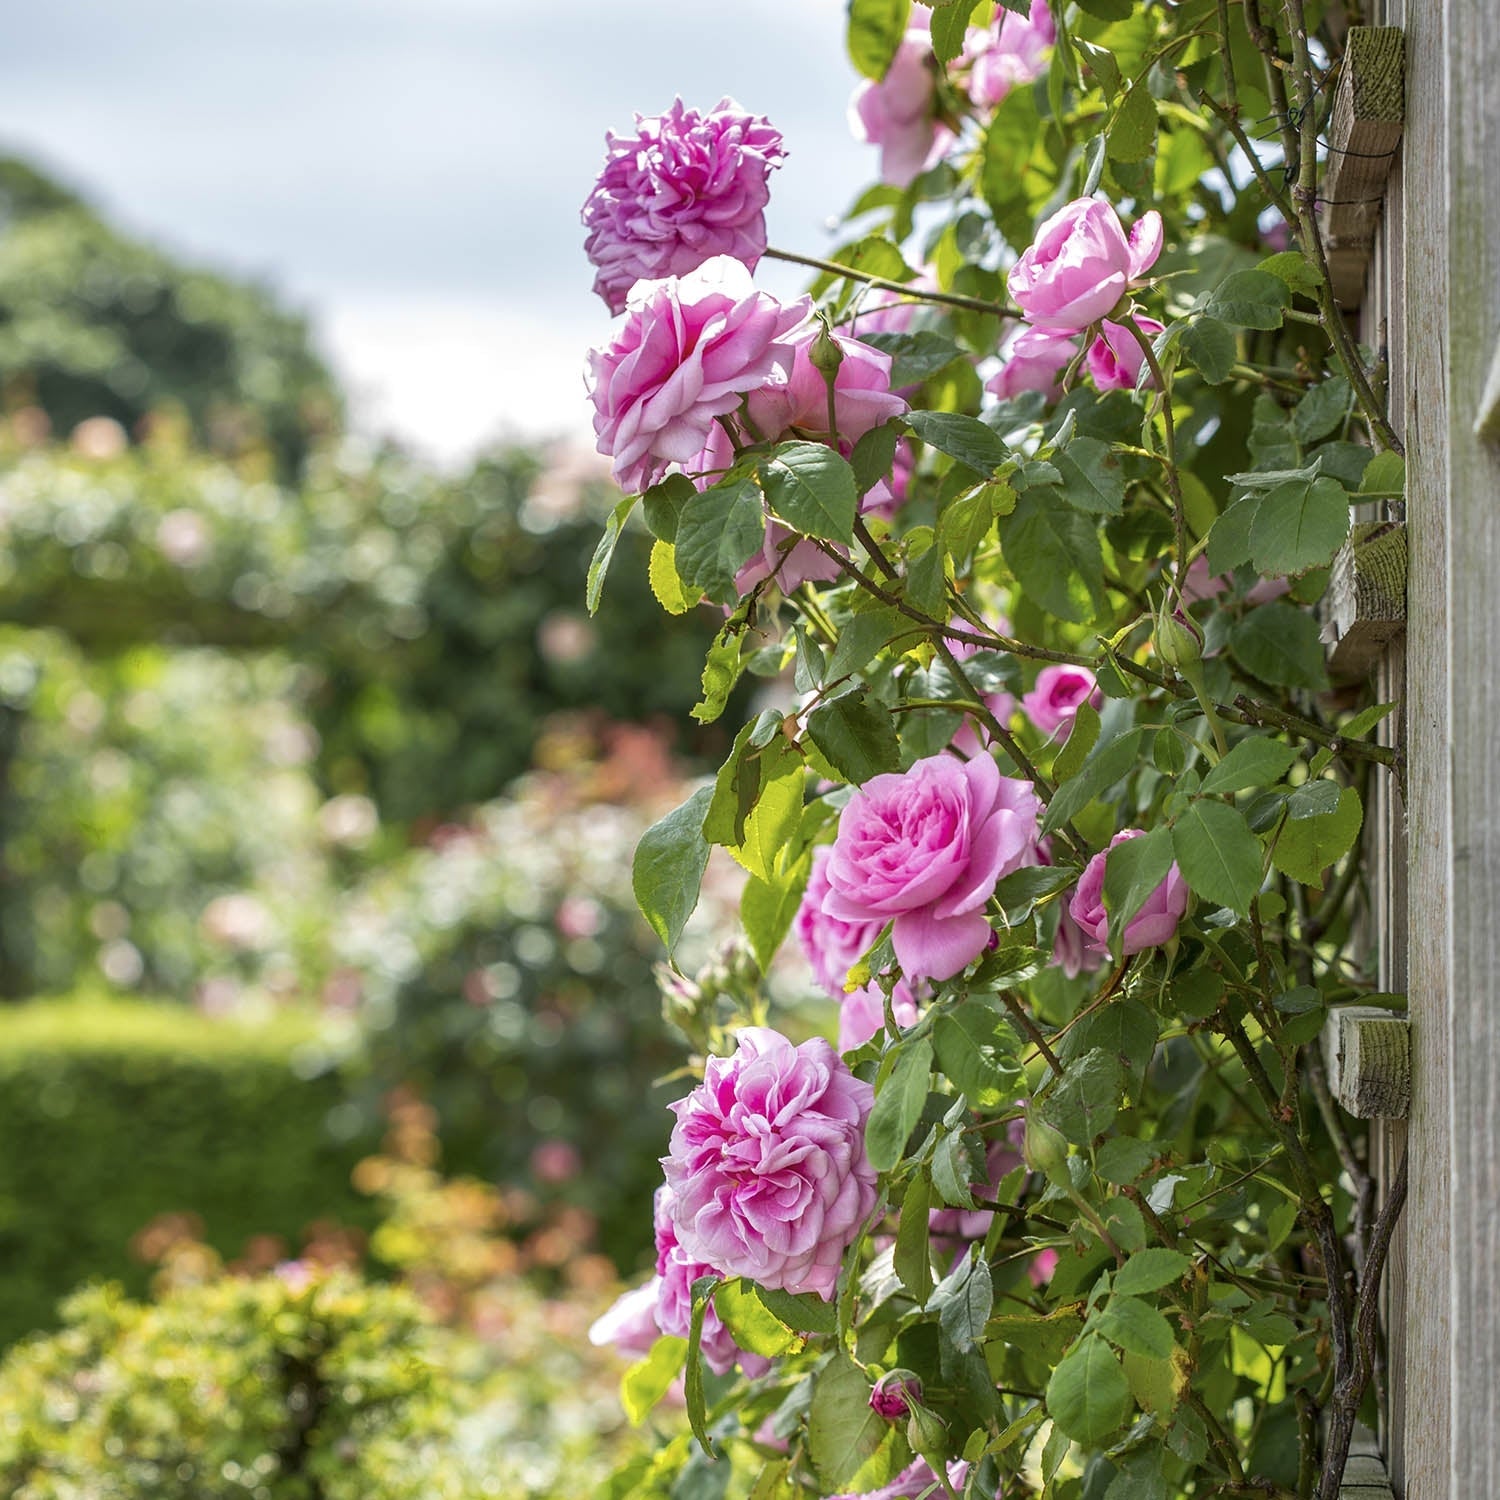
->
[675,477,766,605]
[1097,1297,1175,1359]
[894,1173,933,1303]
[632,786,714,953]
[586,494,639,614]
[1205,491,1260,573]
[1286,778,1341,819]
[692,623,748,724]
[1108,81,1158,163]
[1054,436,1127,516]
[714,1279,806,1358]
[726,746,804,882]
[1182,317,1237,384]
[1258,250,1320,295]
[741,848,810,973]
[939,483,1008,564]
[649,539,695,615]
[759,441,858,543]
[1055,699,1102,782]
[621,1335,688,1425]
[1248,476,1350,577]
[1042,1047,1124,1143]
[1360,451,1406,496]
[1204,269,1290,330]
[860,330,967,389]
[1229,602,1330,690]
[933,1246,993,1351]
[1043,726,1150,834]
[1046,1334,1133,1446]
[642,472,696,542]
[930,0,983,66]
[902,410,1012,476]
[932,1000,1026,1110]
[847,0,914,80]
[866,1036,934,1171]
[850,419,901,496]
[1271,784,1362,887]
[1198,736,1298,795]
[1002,489,1108,624]
[809,1354,907,1490]
[684,1274,722,1454]
[1172,799,1263,914]
[826,604,902,679]
[807,690,901,784]
[1122,1346,1190,1418]
[755,1285,839,1334]
[1113,1248,1191,1296]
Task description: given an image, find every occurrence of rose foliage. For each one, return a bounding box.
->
[580,6,1405,1499]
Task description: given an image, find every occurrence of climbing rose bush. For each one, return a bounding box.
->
[660,1027,876,1298]
[582,97,786,315]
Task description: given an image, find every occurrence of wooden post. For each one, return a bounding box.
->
[1320,521,1407,680]
[1321,1006,1411,1119]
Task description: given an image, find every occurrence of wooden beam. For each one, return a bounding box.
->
[1321,27,1406,309]
[1320,521,1407,680]
[1322,1006,1411,1119]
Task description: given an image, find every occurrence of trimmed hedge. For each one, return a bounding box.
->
[0,997,377,1345]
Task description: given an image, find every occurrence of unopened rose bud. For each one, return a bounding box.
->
[1024,1111,1070,1183]
[870,1370,923,1421]
[1155,596,1205,670]
[906,1399,949,1458]
[808,323,845,378]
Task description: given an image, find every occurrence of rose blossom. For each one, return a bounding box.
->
[848,20,956,188]
[582,98,786,316]
[964,0,1055,110]
[822,753,1041,982]
[986,325,1080,402]
[869,1370,923,1421]
[831,1459,971,1500]
[588,1278,663,1359]
[1008,198,1165,331]
[586,255,808,495]
[1087,316,1165,392]
[796,845,884,998]
[1065,828,1189,971]
[1022,664,1102,737]
[662,1027,877,1299]
[653,1188,772,1378]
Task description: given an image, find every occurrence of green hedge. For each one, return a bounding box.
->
[0,997,377,1345]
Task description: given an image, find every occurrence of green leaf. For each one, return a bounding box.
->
[1075,0,1133,16]
[1360,451,1406,497]
[586,494,639,614]
[759,441,858,544]
[1102,826,1176,941]
[859,331,966,389]
[932,1000,1026,1110]
[1182,317,1237,384]
[866,1036,934,1171]
[1287,778,1341,819]
[1042,1047,1123,1143]
[846,0,913,79]
[754,1285,839,1335]
[826,603,902,680]
[714,1280,806,1358]
[894,1173,933,1303]
[1229,603,1330,690]
[1198,737,1298,795]
[1076,38,1121,99]
[939,482,1010,564]
[850,419,901,496]
[902,410,1011,477]
[684,1274,723,1454]
[675,476,765,605]
[809,1354,907,1490]
[930,0,983,65]
[1054,436,1127,516]
[932,1127,981,1208]
[1248,476,1350,577]
[1043,726,1150,834]
[1271,785,1362,887]
[1055,699,1102,782]
[1098,1137,1157,1186]
[1097,1297,1175,1359]
[1206,491,1260,574]
[632,786,714,954]
[1258,250,1321,295]
[807,690,902,784]
[1002,489,1107,624]
[741,848,810,973]
[1293,376,1353,443]
[1172,799,1263,915]
[642,473,696,542]
[1113,1247,1191,1296]
[828,234,914,282]
[1046,1334,1133,1446]
[1107,81,1158,163]
[726,744,805,882]
[1124,1349,1190,1420]
[1204,269,1290,330]
[649,539,695,615]
[933,1246,994,1351]
[692,623,748,724]
[621,1335,688,1425]
[904,530,947,616]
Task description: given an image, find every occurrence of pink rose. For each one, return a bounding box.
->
[796,845,885,999]
[1022,664,1102,737]
[587,1279,663,1359]
[1066,829,1189,968]
[838,981,921,1053]
[869,1370,923,1421]
[587,255,808,495]
[1087,316,1164,392]
[964,0,1055,110]
[831,1459,971,1500]
[1052,898,1104,980]
[1008,198,1164,331]
[582,98,786,316]
[849,29,956,188]
[987,325,1080,402]
[662,1027,877,1298]
[652,1188,772,1378]
[822,753,1041,982]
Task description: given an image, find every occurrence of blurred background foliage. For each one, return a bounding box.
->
[0,151,754,1480]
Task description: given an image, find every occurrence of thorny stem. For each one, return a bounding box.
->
[999,989,1063,1077]
[1120,312,1190,606]
[765,246,1018,320]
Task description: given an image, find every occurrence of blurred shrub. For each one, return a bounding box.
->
[0,997,376,1345]
[0,157,339,477]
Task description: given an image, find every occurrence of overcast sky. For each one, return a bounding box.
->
[0,0,875,465]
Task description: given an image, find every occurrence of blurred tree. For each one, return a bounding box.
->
[0,157,339,478]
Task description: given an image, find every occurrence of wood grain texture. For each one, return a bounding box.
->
[1441,0,1500,1492]
[1322,1007,1411,1118]
[1321,521,1407,679]
[1322,26,1406,307]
